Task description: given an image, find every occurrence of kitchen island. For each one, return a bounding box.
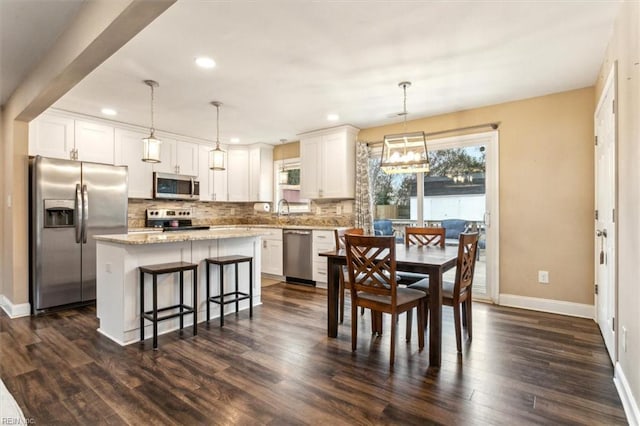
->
[94,228,266,345]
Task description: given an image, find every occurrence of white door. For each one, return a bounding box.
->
[595,64,617,363]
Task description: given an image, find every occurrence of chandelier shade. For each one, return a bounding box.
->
[381,81,430,174]
[380,131,430,174]
[141,80,162,163]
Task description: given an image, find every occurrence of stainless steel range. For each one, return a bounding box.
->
[146,208,210,232]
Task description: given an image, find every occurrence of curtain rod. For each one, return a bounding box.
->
[365,122,499,146]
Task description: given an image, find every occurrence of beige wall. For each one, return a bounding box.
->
[0,0,174,309]
[360,88,596,306]
[597,0,640,415]
[273,141,300,161]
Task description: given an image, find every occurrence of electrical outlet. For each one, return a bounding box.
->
[230,208,235,216]
[336,205,342,215]
[538,270,549,284]
[105,263,112,273]
[622,326,627,352]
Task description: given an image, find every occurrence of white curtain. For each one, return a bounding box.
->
[354,142,374,235]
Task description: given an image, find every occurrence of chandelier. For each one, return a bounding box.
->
[380,81,429,174]
[209,101,226,170]
[141,80,162,163]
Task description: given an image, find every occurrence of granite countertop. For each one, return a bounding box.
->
[96,228,268,245]
[127,224,347,233]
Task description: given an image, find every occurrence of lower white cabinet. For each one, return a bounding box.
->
[262,228,283,276]
[312,230,336,284]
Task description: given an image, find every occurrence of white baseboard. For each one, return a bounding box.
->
[498,294,594,319]
[0,295,31,318]
[615,362,640,426]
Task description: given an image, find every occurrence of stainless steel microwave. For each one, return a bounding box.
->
[153,172,199,200]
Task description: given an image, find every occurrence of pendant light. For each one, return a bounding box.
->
[141,80,162,163]
[278,139,289,185]
[209,101,226,170]
[380,81,430,174]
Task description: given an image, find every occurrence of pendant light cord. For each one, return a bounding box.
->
[216,104,220,148]
[150,83,155,135]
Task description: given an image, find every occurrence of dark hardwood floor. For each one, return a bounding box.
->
[0,283,627,425]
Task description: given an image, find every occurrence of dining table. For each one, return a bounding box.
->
[319,244,459,368]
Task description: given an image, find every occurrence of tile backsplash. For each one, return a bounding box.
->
[128,199,355,228]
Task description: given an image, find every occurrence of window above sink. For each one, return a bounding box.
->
[274,157,310,213]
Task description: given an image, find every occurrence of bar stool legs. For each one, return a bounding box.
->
[205,255,253,327]
[139,261,198,349]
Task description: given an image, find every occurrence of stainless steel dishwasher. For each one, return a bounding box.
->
[283,229,314,285]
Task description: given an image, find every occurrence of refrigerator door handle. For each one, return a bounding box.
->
[75,184,82,243]
[82,184,89,243]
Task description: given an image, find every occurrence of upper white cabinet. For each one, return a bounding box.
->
[227,144,273,202]
[75,120,115,164]
[29,112,115,164]
[29,113,75,159]
[198,144,228,201]
[249,144,273,202]
[154,138,199,176]
[299,125,358,199]
[114,128,154,198]
[227,147,250,201]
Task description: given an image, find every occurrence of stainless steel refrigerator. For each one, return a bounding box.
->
[29,156,128,314]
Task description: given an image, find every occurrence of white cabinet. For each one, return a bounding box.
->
[249,144,273,202]
[74,120,115,164]
[114,128,154,198]
[198,144,228,201]
[226,144,273,202]
[312,230,336,284]
[29,112,75,159]
[255,228,283,276]
[154,138,199,176]
[300,125,358,199]
[29,112,115,164]
[227,147,250,201]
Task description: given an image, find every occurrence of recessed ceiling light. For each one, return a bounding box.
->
[101,108,117,116]
[327,113,339,121]
[230,137,240,143]
[195,56,216,69]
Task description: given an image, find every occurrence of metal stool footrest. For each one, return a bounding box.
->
[139,261,198,349]
[205,255,253,327]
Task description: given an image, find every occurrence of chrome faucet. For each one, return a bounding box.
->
[277,198,290,216]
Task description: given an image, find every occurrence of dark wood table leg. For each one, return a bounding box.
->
[327,257,339,338]
[429,267,443,368]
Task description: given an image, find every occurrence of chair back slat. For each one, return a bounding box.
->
[453,232,479,301]
[345,235,397,298]
[405,227,446,247]
[334,228,365,250]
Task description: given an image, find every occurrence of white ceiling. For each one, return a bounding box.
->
[5,1,621,145]
[0,0,85,106]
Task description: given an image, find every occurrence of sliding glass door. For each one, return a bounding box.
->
[370,131,499,301]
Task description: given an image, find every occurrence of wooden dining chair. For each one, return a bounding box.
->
[399,227,447,286]
[405,226,446,247]
[334,227,365,323]
[408,232,479,353]
[344,234,427,366]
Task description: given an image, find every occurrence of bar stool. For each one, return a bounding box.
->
[139,261,198,349]
[205,255,253,326]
